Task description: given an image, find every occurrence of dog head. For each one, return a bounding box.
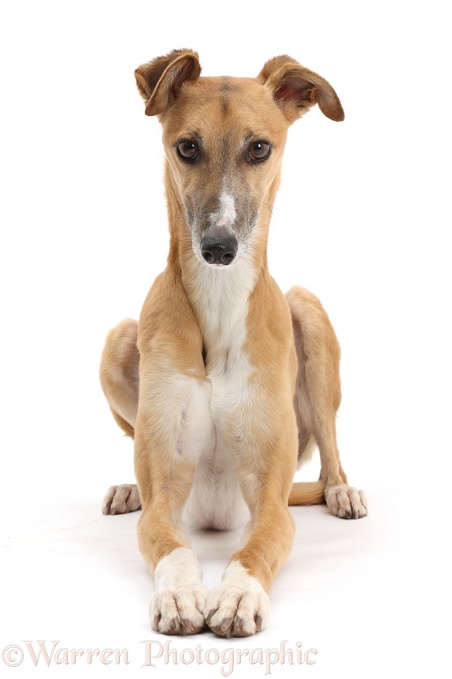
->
[135,50,344,267]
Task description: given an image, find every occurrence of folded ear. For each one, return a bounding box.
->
[257,55,344,123]
[135,49,201,116]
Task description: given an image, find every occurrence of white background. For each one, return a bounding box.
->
[1,0,451,676]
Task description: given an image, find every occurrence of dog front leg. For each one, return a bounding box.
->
[205,419,298,637]
[135,365,213,635]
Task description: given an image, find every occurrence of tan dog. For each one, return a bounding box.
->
[100,49,367,638]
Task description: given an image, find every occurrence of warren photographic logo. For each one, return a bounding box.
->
[2,639,318,675]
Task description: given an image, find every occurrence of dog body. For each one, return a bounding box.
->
[100,50,367,638]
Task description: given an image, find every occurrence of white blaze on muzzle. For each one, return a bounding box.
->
[209,190,237,231]
[199,190,239,266]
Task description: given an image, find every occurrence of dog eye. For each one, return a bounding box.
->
[248,141,271,163]
[177,140,199,162]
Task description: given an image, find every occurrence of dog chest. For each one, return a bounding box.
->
[176,334,253,530]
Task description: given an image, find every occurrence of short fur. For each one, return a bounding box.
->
[100,50,367,638]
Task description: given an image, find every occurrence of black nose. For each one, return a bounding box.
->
[201,235,238,265]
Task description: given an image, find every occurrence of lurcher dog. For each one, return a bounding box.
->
[100,49,367,638]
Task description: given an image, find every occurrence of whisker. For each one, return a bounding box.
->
[266,202,295,217]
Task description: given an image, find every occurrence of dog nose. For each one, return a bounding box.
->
[201,235,238,265]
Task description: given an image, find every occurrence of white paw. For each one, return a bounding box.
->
[325,484,367,519]
[102,484,141,515]
[205,562,270,637]
[151,548,208,635]
[151,586,208,635]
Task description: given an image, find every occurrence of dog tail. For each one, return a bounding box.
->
[288,481,325,506]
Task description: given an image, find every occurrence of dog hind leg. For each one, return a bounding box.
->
[287,286,367,519]
[99,318,142,514]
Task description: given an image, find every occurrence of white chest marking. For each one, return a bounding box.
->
[180,255,257,529]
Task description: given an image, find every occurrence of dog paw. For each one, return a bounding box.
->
[151,587,208,635]
[102,484,141,515]
[325,484,367,519]
[205,588,270,637]
[204,563,270,638]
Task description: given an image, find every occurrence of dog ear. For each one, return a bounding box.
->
[135,49,201,116]
[258,55,344,123]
